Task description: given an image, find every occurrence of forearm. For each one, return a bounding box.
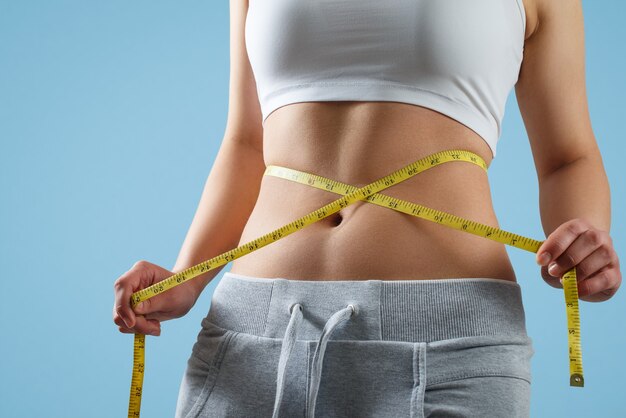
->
[538,154,611,237]
[172,138,266,296]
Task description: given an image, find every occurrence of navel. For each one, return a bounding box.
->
[329,212,344,227]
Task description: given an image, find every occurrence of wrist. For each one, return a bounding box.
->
[172,265,219,299]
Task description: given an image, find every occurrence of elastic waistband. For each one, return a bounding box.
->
[205,272,528,342]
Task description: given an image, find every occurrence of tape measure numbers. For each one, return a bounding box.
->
[265,153,585,388]
[127,149,584,417]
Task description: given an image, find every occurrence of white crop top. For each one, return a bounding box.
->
[244,0,527,158]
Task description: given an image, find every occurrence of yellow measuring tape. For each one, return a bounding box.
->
[126,149,584,417]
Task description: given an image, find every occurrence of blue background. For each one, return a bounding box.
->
[1,1,624,417]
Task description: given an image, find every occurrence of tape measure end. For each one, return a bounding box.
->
[570,374,584,387]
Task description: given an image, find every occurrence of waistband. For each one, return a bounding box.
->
[206,272,528,342]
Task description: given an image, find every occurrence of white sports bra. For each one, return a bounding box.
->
[244,0,527,158]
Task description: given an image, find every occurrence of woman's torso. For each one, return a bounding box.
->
[229,0,539,283]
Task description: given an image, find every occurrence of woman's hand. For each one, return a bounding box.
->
[112,260,200,336]
[536,218,621,302]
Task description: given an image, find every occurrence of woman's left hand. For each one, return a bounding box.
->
[536,218,621,302]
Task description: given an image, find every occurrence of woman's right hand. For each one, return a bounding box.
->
[112,260,200,336]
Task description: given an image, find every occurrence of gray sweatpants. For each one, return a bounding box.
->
[175,272,535,418]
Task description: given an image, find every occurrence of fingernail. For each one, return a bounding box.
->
[149,330,160,336]
[537,252,551,265]
[135,302,144,312]
[548,262,558,277]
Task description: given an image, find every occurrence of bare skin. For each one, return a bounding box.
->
[227,0,542,282]
[113,0,621,337]
[228,102,515,281]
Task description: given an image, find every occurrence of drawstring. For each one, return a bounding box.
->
[272,303,356,418]
[307,304,355,418]
[272,303,304,418]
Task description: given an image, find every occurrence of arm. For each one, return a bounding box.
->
[173,0,265,297]
[515,0,620,301]
[172,139,265,297]
[112,0,265,336]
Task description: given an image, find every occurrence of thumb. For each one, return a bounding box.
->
[133,298,160,315]
[540,264,563,290]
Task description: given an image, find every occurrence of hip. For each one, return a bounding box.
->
[175,273,534,418]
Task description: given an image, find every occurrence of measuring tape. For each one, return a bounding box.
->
[127,149,583,417]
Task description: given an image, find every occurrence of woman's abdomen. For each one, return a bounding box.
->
[228,158,517,282]
[229,101,517,282]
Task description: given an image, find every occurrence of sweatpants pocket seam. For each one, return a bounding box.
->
[426,369,531,387]
[185,330,238,418]
[410,342,426,418]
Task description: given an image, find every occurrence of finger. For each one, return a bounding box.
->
[132,315,161,336]
[547,229,606,278]
[116,313,161,335]
[113,261,155,328]
[132,297,168,323]
[114,277,137,328]
[575,245,614,281]
[113,308,128,328]
[133,296,164,317]
[536,219,590,266]
[143,311,170,322]
[578,266,620,300]
[133,281,186,319]
[540,265,563,289]
[118,325,135,334]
